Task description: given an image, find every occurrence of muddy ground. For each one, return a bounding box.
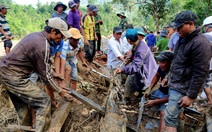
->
[0,40,211,131]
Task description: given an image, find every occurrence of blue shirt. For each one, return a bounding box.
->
[50,40,64,56]
[167,32,179,51]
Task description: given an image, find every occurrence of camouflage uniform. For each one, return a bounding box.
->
[119,19,128,31]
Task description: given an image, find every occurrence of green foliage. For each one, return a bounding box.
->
[2,0,212,38]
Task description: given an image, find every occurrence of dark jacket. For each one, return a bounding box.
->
[168,28,212,99]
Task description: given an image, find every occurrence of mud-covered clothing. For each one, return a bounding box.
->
[0,31,62,93]
[121,40,158,90]
[51,11,68,22]
[119,18,128,31]
[168,28,212,99]
[0,77,51,131]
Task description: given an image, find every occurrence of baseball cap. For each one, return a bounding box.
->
[167,22,176,28]
[0,5,9,9]
[113,26,122,33]
[174,10,197,28]
[68,0,76,8]
[88,4,98,12]
[160,29,167,37]
[69,28,82,39]
[74,0,80,3]
[47,18,72,38]
[156,51,174,62]
[126,29,138,42]
[134,26,146,36]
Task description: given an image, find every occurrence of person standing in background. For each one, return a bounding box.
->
[51,2,67,22]
[0,5,13,54]
[117,12,128,31]
[67,0,80,30]
[145,31,156,51]
[82,4,98,64]
[94,11,103,54]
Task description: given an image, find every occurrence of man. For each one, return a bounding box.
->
[73,0,82,26]
[156,30,169,52]
[145,31,156,51]
[144,51,174,132]
[0,18,73,131]
[0,5,13,54]
[60,28,87,91]
[67,0,80,30]
[107,26,125,84]
[51,2,67,21]
[201,16,212,105]
[117,12,128,31]
[164,11,212,132]
[167,22,179,52]
[166,22,176,39]
[116,29,158,103]
[82,4,98,63]
[94,11,103,54]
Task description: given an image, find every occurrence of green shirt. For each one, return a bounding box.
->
[156,37,169,51]
[94,14,103,34]
[119,18,128,31]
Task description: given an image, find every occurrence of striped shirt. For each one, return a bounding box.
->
[0,14,12,40]
[60,39,82,64]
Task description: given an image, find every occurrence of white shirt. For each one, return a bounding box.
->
[122,37,133,54]
[107,36,124,69]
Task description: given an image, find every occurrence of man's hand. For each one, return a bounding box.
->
[115,68,122,74]
[143,88,151,98]
[145,100,155,107]
[178,96,194,108]
[161,77,168,87]
[59,90,73,102]
[82,62,88,67]
[84,40,89,45]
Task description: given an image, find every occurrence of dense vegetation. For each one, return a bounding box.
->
[0,0,211,39]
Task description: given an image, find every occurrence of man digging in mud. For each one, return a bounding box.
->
[0,17,73,131]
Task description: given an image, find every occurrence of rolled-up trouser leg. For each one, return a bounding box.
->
[1,78,51,132]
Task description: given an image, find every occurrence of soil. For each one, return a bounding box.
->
[0,41,210,132]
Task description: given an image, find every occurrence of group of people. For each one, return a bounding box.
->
[0,1,212,132]
[0,1,104,131]
[107,10,212,132]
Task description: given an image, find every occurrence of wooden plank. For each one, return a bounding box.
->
[49,101,72,132]
[67,88,106,115]
[7,125,35,131]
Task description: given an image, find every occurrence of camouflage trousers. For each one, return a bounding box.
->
[0,75,51,132]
